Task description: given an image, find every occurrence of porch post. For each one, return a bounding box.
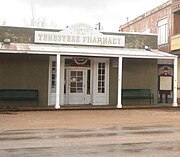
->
[173,57,178,107]
[55,53,61,109]
[117,57,123,108]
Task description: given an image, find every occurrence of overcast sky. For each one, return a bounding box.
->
[0,0,168,31]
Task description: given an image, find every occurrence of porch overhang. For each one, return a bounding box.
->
[0,43,177,60]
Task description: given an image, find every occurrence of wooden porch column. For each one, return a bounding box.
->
[55,53,61,109]
[173,57,178,107]
[117,57,123,108]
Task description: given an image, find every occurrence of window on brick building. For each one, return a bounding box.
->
[158,18,168,45]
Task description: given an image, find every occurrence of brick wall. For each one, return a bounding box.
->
[119,1,173,52]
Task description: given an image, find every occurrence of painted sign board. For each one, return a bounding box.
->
[35,23,125,47]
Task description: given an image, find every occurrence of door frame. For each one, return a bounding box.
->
[65,67,92,105]
[48,56,109,106]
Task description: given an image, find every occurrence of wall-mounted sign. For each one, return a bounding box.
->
[159,76,173,91]
[158,64,173,103]
[158,65,173,91]
[34,23,125,47]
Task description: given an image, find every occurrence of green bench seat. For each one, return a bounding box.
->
[122,89,154,104]
[0,89,38,105]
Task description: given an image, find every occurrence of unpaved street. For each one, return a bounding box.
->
[1,109,180,130]
[1,109,180,157]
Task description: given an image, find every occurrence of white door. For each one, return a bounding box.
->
[68,69,86,104]
[92,58,109,105]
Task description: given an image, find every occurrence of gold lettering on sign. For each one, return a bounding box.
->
[76,36,80,43]
[113,38,117,44]
[97,37,102,44]
[67,35,71,42]
[117,38,122,45]
[57,35,61,42]
[53,35,57,42]
[61,36,66,42]
[38,34,43,41]
[48,35,53,41]
[102,37,108,44]
[83,37,88,43]
[108,38,112,44]
[35,31,125,47]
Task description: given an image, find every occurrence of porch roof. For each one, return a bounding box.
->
[0,43,177,60]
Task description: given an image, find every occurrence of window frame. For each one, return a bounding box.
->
[157,18,168,45]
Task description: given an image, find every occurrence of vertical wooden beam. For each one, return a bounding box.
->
[55,54,61,109]
[173,57,178,107]
[117,57,123,108]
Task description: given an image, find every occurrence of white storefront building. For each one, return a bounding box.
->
[0,23,178,109]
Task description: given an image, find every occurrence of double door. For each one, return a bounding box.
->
[48,57,109,106]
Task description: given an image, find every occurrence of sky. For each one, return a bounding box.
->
[0,0,168,31]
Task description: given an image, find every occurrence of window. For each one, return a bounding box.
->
[64,69,66,94]
[51,61,56,92]
[70,71,83,93]
[98,63,105,93]
[158,18,168,45]
[50,60,67,94]
[87,70,91,94]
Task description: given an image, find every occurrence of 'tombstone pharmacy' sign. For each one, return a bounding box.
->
[34,23,125,47]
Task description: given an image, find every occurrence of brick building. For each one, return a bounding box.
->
[119,0,180,53]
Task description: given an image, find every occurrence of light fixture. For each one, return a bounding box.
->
[3,38,11,44]
[144,45,151,51]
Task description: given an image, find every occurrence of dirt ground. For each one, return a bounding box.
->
[1,108,180,131]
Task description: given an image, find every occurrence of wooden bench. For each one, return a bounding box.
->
[122,89,154,104]
[0,89,38,106]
